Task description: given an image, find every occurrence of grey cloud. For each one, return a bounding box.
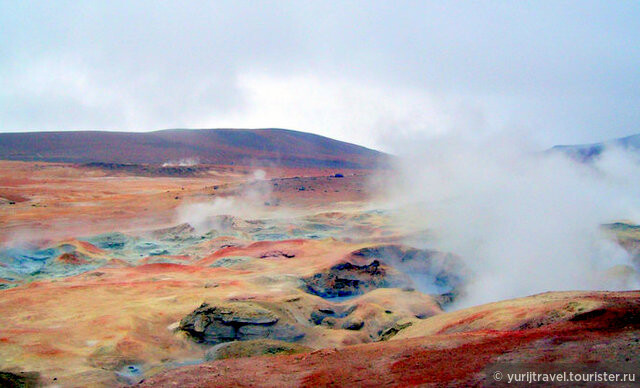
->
[1,1,639,148]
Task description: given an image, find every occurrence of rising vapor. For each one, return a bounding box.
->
[384,132,640,307]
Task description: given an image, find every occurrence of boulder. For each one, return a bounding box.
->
[178,301,304,344]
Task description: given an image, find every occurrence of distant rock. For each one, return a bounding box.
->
[81,162,209,177]
[150,223,196,241]
[86,232,130,250]
[209,256,254,269]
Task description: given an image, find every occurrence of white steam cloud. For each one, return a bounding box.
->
[176,169,274,233]
[385,132,640,308]
[162,158,200,167]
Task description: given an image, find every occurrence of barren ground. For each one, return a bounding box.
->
[0,161,638,387]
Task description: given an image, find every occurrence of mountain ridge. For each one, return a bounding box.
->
[0,128,388,169]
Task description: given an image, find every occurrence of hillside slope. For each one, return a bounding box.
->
[0,128,387,169]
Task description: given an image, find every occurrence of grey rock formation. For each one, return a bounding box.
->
[178,301,304,344]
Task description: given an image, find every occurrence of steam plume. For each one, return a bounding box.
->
[384,132,640,307]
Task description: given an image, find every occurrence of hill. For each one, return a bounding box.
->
[0,128,387,169]
[550,133,640,162]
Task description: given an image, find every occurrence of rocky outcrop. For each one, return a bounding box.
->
[302,260,394,298]
[301,245,465,302]
[178,302,304,344]
[310,305,358,326]
[305,288,441,341]
[0,371,40,388]
[348,245,465,300]
[379,320,413,341]
[150,223,197,241]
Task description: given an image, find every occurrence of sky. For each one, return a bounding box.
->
[1,1,639,151]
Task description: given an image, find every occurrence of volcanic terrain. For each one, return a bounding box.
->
[0,129,638,387]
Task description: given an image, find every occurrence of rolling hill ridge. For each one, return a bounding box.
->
[0,128,387,169]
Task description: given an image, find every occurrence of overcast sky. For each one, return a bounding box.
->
[1,1,639,151]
